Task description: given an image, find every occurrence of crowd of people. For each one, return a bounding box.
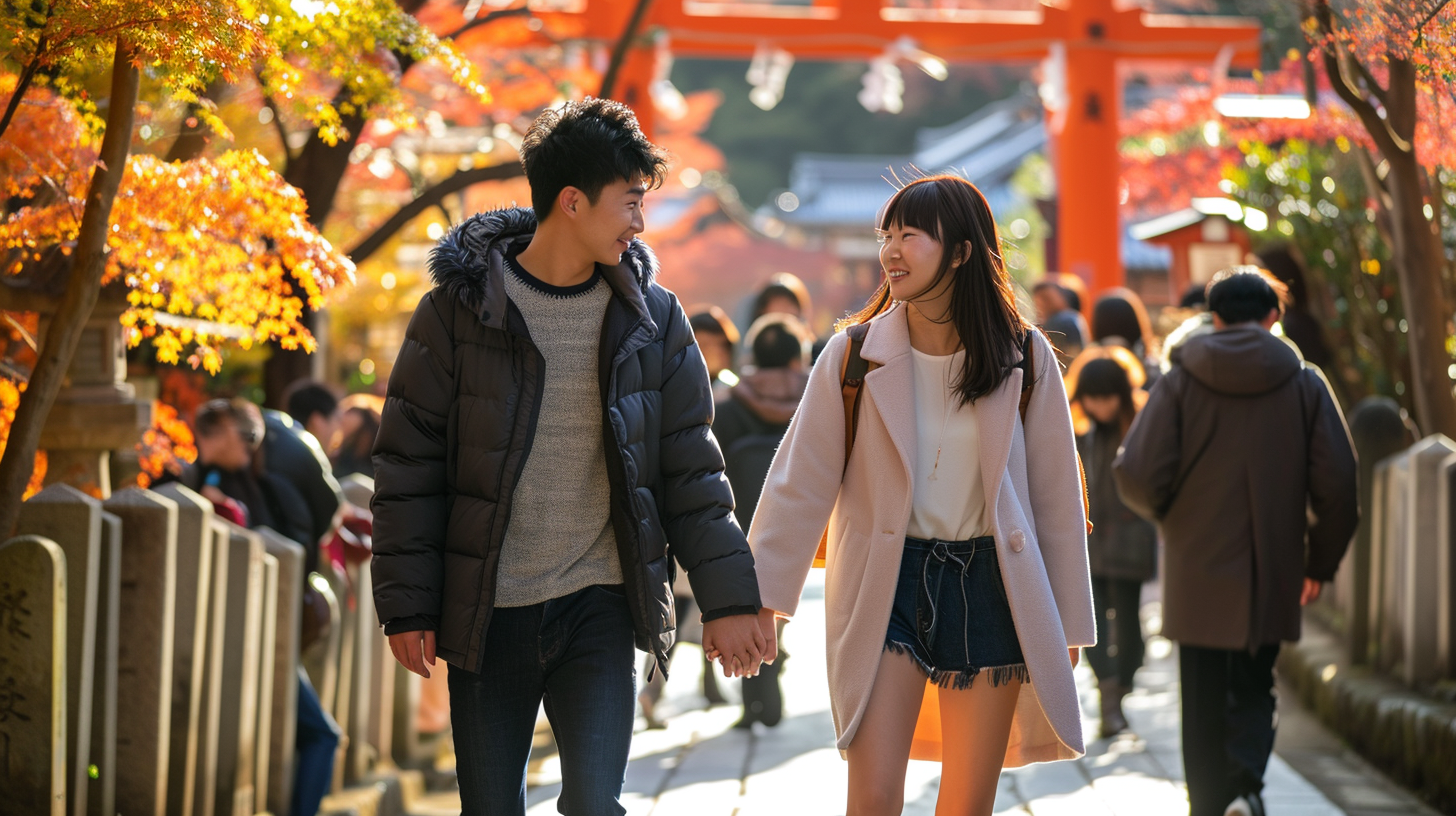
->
[168,98,1359,816]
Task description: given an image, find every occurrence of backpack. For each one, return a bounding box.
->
[812,324,1090,567]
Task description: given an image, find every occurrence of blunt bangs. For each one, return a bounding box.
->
[879,179,944,242]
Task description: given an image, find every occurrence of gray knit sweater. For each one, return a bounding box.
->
[494,258,623,606]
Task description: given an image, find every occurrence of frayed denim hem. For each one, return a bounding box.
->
[884,640,1030,691]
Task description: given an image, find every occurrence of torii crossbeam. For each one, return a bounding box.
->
[533,0,1262,296]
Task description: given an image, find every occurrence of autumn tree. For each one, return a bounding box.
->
[0,2,357,533]
[1301,0,1456,438]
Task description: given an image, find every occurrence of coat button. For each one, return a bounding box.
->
[1009,530,1026,552]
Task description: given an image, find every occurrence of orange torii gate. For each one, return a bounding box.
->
[537,0,1261,295]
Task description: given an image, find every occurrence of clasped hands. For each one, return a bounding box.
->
[703,607,780,678]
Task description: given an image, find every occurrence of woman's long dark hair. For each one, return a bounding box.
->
[839,174,1030,406]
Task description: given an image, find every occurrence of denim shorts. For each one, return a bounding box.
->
[884,535,1028,690]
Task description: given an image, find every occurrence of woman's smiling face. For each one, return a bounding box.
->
[878,220,947,302]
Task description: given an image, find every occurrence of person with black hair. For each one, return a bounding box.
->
[1114,266,1358,816]
[1090,288,1161,389]
[713,313,814,730]
[370,98,766,816]
[750,272,813,322]
[748,175,1094,815]
[1065,346,1156,739]
[688,304,740,402]
[1032,278,1088,370]
[284,379,343,452]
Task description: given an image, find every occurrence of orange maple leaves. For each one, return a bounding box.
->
[1,75,355,374]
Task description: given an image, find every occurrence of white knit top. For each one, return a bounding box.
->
[906,347,990,541]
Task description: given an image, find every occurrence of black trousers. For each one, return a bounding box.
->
[1086,577,1145,687]
[1178,642,1281,816]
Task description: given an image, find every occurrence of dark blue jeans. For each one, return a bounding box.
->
[1179,643,1281,816]
[293,667,340,816]
[449,584,637,816]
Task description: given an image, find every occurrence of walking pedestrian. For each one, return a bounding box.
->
[748,174,1095,816]
[1090,288,1161,389]
[370,98,767,816]
[715,312,815,730]
[1114,266,1358,816]
[1065,346,1156,738]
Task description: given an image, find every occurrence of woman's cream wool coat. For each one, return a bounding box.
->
[747,303,1096,767]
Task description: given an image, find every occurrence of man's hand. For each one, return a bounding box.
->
[702,613,766,678]
[388,629,436,678]
[1301,578,1322,606]
[757,607,780,665]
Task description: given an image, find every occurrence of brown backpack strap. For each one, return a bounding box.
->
[839,322,875,469]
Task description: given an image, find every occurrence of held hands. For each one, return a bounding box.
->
[388,629,437,679]
[702,611,774,678]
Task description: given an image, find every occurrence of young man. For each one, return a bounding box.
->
[284,379,343,453]
[1113,267,1358,816]
[370,98,767,815]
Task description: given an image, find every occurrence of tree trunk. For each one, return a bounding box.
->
[0,40,138,535]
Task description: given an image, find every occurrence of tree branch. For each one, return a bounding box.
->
[1416,0,1453,37]
[1309,0,1412,157]
[346,162,524,265]
[0,43,46,144]
[0,38,138,532]
[600,0,655,98]
[445,6,534,41]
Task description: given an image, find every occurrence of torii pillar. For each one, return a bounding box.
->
[540,0,1261,296]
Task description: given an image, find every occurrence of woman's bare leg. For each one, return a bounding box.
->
[845,650,928,816]
[934,676,1022,816]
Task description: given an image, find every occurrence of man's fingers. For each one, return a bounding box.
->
[423,630,437,666]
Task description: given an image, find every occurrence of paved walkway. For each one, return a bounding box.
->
[413,571,1439,815]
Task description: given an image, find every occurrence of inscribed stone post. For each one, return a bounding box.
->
[254,554,279,813]
[102,488,179,816]
[1375,452,1410,675]
[193,521,232,816]
[1441,451,1456,679]
[87,512,120,816]
[1345,398,1409,665]
[391,666,424,768]
[1400,435,1456,686]
[152,483,215,816]
[18,484,101,816]
[0,535,67,816]
[212,523,264,816]
[328,560,357,794]
[368,618,395,773]
[301,573,341,717]
[345,559,376,783]
[255,528,304,816]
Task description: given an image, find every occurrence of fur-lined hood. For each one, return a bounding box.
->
[426,206,659,328]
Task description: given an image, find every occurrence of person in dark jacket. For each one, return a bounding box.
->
[715,312,813,730]
[370,98,766,816]
[1114,267,1358,816]
[1066,346,1156,739]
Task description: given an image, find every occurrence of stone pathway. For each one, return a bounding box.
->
[415,571,1439,815]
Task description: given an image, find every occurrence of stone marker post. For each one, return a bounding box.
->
[18,484,102,816]
[0,535,67,816]
[152,483,215,816]
[193,521,231,816]
[88,512,120,816]
[255,528,304,816]
[1374,453,1409,675]
[1400,435,1456,686]
[345,559,376,783]
[102,488,179,816]
[1441,450,1456,680]
[1345,398,1410,665]
[213,523,264,816]
[254,554,279,815]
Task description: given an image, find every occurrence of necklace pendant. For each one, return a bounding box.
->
[927,470,939,482]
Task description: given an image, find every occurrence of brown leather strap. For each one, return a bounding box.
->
[840,322,875,471]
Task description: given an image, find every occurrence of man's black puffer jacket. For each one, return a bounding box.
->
[370,207,760,673]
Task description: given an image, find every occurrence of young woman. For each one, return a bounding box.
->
[1066,346,1157,738]
[746,175,1095,815]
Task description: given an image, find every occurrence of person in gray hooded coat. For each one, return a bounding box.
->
[1113,266,1357,816]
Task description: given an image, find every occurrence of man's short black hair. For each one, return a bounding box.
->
[519,98,670,220]
[195,397,264,448]
[688,305,740,346]
[745,313,812,370]
[1206,266,1291,325]
[284,380,339,426]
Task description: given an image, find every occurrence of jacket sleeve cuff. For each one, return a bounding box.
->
[383,614,439,635]
[699,604,760,623]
